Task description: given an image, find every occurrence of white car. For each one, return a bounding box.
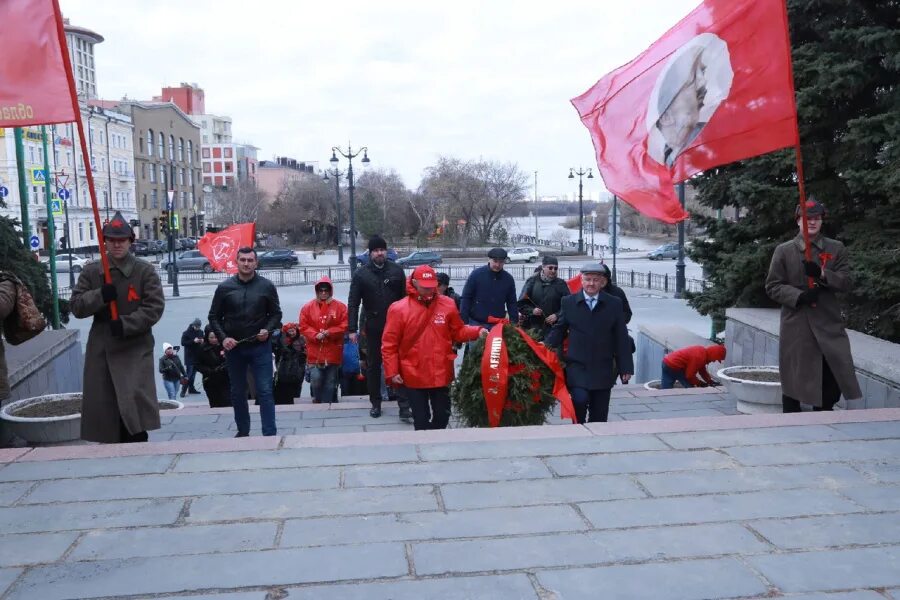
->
[41,255,92,273]
[506,247,540,263]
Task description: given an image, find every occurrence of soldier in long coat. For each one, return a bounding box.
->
[765,199,861,411]
[71,212,165,442]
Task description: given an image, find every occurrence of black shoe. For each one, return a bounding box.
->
[369,407,382,418]
[180,388,187,398]
[189,390,202,395]
[399,408,412,423]
[234,431,249,438]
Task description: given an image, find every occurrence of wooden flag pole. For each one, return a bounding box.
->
[50,0,118,320]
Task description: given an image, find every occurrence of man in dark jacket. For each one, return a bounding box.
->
[208,247,282,437]
[436,272,461,309]
[347,235,409,419]
[179,318,204,396]
[460,247,518,326]
[546,263,633,424]
[519,256,570,337]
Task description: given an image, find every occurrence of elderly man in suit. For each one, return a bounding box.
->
[546,263,633,423]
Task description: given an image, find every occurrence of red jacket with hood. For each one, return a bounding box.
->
[663,345,727,386]
[299,277,348,366]
[382,277,482,389]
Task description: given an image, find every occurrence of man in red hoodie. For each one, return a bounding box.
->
[299,277,348,403]
[661,345,726,389]
[382,265,488,430]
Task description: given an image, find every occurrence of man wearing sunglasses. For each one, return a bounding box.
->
[518,255,570,339]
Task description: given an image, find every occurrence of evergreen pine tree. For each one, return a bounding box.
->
[687,0,900,342]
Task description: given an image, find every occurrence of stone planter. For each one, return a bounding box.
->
[643,380,686,391]
[0,394,184,445]
[716,366,781,414]
[0,393,82,444]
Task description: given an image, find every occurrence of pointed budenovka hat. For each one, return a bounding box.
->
[102,211,134,239]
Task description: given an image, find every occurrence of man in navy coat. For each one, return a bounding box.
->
[546,263,633,423]
[459,247,518,326]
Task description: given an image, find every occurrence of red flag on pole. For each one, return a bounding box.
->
[0,0,78,127]
[197,223,256,274]
[572,0,797,223]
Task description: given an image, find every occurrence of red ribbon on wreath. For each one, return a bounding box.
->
[480,317,577,427]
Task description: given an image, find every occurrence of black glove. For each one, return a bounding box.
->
[802,260,822,278]
[110,319,124,338]
[101,284,118,303]
[796,287,820,307]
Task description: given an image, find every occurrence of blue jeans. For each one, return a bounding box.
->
[225,341,276,436]
[308,364,339,404]
[162,379,178,400]
[660,362,692,389]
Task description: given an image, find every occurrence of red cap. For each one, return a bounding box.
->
[412,265,438,288]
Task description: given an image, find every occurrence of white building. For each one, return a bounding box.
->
[64,19,103,101]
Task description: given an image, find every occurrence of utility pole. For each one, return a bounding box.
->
[41,125,60,328]
[533,170,539,240]
[675,182,686,298]
[14,128,31,248]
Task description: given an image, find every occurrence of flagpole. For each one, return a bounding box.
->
[779,0,815,290]
[41,125,61,329]
[50,0,118,321]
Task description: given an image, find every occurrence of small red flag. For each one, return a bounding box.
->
[572,0,797,223]
[0,0,78,127]
[197,223,256,274]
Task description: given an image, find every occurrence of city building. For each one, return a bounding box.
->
[114,101,203,240]
[236,143,259,185]
[257,157,319,202]
[63,19,103,101]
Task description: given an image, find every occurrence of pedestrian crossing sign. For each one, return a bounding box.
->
[30,168,47,185]
[50,199,63,216]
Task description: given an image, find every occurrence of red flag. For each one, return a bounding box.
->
[197,223,256,274]
[572,0,797,223]
[0,0,78,127]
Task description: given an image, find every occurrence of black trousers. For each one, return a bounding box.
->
[783,357,841,413]
[404,387,451,431]
[366,322,406,411]
[569,387,612,423]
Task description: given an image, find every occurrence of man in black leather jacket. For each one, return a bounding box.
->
[208,247,282,436]
[347,235,409,419]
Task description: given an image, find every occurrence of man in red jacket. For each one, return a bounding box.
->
[299,277,348,403]
[661,344,726,389]
[382,265,488,430]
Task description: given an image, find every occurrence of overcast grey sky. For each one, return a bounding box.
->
[62,0,698,197]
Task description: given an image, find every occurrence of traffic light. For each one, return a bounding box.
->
[160,210,170,235]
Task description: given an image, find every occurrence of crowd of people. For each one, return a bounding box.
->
[1,198,860,444]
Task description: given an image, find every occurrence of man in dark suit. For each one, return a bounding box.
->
[546,263,633,423]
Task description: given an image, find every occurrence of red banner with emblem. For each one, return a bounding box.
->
[197,223,256,274]
[571,0,797,223]
[0,0,78,127]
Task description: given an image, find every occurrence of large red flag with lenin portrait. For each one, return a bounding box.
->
[571,0,798,223]
[197,223,256,274]
[0,0,78,127]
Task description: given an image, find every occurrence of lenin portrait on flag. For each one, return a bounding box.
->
[647,33,734,167]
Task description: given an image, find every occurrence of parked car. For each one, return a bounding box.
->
[506,247,540,263]
[355,248,399,265]
[131,240,151,256]
[258,249,299,269]
[160,250,214,273]
[40,255,91,273]
[396,250,442,267]
[647,242,679,260]
[177,238,196,250]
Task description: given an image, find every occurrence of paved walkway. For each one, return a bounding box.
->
[0,407,898,599]
[155,386,738,441]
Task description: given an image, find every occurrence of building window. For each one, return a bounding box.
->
[89,221,95,241]
[159,164,166,185]
[99,129,105,146]
[149,164,156,183]
[142,194,147,209]
[78,222,84,242]
[203,176,212,185]
[169,135,175,160]
[181,191,187,208]
[202,163,211,173]
[224,162,233,173]
[214,176,224,187]
[179,168,185,186]
[212,147,222,159]
[158,132,164,158]
[187,141,193,164]
[213,162,223,173]
[151,189,158,209]
[201,147,210,159]
[178,138,184,162]
[147,130,153,156]
[223,147,233,159]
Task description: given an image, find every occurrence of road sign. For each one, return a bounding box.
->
[167,190,175,210]
[50,199,63,217]
[172,214,180,231]
[58,188,71,201]
[0,186,8,198]
[29,235,41,250]
[30,168,47,185]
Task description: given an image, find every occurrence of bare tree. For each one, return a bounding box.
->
[355,168,413,239]
[206,181,266,227]
[258,175,335,245]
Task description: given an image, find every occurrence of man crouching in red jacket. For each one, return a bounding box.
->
[382,265,488,430]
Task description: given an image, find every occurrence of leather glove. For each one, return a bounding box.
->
[796,287,820,307]
[802,260,822,278]
[101,284,118,303]
[110,319,124,338]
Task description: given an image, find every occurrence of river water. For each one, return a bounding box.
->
[503,215,660,251]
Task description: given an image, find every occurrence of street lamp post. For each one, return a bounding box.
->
[568,167,593,255]
[330,144,370,273]
[590,210,597,257]
[323,168,345,264]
